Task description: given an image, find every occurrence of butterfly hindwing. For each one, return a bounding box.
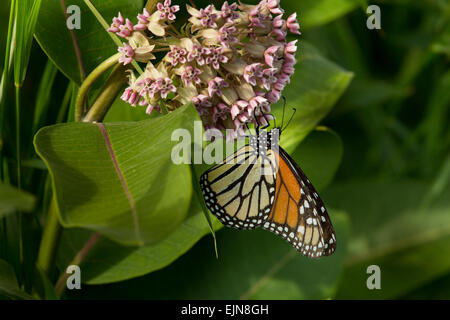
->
[262,146,336,258]
[200,145,278,230]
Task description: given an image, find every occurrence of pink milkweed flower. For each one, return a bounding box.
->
[249,6,265,28]
[287,13,301,35]
[187,44,208,65]
[272,15,284,29]
[244,63,263,86]
[253,113,274,128]
[121,86,141,106]
[193,94,212,116]
[285,40,298,55]
[151,78,177,99]
[212,103,230,122]
[277,72,291,85]
[221,1,239,22]
[272,27,287,41]
[166,46,187,66]
[272,16,287,41]
[181,66,202,86]
[108,12,125,33]
[267,0,284,15]
[136,77,154,98]
[121,70,144,106]
[230,100,250,120]
[283,40,298,66]
[264,45,281,67]
[261,68,278,90]
[273,78,287,91]
[199,5,218,27]
[282,59,296,75]
[117,18,134,38]
[136,8,151,27]
[146,104,161,114]
[266,89,281,103]
[218,25,238,48]
[134,7,167,36]
[205,46,229,70]
[249,95,270,117]
[208,77,229,97]
[188,4,219,29]
[118,43,134,65]
[157,0,180,21]
[193,94,212,108]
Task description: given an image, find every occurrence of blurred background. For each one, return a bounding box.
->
[0,0,449,300]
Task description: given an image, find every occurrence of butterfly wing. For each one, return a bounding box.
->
[200,144,277,230]
[263,146,336,258]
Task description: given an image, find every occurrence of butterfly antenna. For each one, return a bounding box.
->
[282,108,297,132]
[280,96,287,129]
[245,122,253,137]
[253,116,261,135]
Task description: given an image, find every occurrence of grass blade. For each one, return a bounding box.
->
[0,0,17,182]
[33,60,58,133]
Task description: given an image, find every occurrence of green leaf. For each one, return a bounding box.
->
[35,0,143,84]
[69,211,349,299]
[285,0,361,29]
[103,95,155,122]
[34,104,198,245]
[0,259,33,300]
[290,127,343,191]
[57,200,223,284]
[56,126,343,284]
[0,183,35,218]
[431,24,450,57]
[272,42,353,153]
[323,180,450,299]
[402,272,450,299]
[32,59,58,133]
[34,267,59,300]
[13,0,42,85]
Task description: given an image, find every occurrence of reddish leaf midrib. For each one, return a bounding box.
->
[96,123,142,244]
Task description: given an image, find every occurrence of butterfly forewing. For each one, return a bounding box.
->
[200,145,278,230]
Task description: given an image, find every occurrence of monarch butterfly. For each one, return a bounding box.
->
[199,121,336,258]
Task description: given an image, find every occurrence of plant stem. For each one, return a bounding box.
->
[54,232,101,297]
[14,84,21,190]
[15,84,24,283]
[74,52,121,121]
[83,63,130,122]
[36,196,62,275]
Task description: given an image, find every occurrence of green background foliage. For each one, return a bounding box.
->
[0,0,449,300]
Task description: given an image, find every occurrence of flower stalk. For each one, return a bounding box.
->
[83,63,131,122]
[74,52,122,121]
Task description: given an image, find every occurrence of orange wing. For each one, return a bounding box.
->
[262,147,336,258]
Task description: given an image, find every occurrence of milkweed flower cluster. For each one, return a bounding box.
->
[109,0,300,140]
